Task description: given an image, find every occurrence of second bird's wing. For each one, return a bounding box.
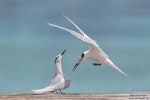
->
[64,79,71,89]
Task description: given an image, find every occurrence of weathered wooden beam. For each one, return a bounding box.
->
[0,92,150,100]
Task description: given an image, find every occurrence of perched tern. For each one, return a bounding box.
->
[48,14,128,77]
[32,49,71,94]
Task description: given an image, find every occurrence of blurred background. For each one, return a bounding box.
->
[0,0,150,93]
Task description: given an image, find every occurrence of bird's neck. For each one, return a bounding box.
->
[55,62,63,74]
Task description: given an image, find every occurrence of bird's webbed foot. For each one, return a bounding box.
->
[93,63,102,66]
[55,91,59,94]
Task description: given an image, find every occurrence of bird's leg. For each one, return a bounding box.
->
[51,91,55,94]
[59,90,63,94]
[55,90,59,94]
[59,90,65,94]
[93,63,102,66]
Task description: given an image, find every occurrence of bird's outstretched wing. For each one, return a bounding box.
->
[62,14,108,57]
[48,23,87,43]
[48,14,108,57]
[48,15,96,46]
[62,14,96,44]
[48,14,128,77]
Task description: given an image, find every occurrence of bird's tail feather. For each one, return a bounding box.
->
[105,59,128,77]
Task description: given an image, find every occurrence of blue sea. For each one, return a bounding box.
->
[0,0,150,93]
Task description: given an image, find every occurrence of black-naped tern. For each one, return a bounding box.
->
[48,14,128,77]
[32,49,71,94]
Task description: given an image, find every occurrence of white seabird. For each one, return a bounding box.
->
[48,14,128,77]
[32,49,71,94]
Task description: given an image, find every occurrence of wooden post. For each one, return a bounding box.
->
[0,92,150,100]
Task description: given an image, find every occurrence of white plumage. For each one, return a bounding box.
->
[32,49,71,94]
[48,14,128,77]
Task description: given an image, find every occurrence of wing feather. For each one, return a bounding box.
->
[62,14,97,45]
[48,15,108,58]
[48,23,87,42]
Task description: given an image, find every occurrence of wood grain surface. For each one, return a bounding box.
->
[0,92,150,100]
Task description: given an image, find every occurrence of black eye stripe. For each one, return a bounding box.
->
[55,56,59,63]
[56,56,59,59]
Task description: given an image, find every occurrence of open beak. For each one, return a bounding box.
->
[61,49,67,56]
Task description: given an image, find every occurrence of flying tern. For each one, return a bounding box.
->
[32,49,71,94]
[48,14,128,77]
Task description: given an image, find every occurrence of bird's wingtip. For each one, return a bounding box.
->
[120,71,129,78]
[61,12,66,17]
[124,73,129,78]
[47,23,51,25]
